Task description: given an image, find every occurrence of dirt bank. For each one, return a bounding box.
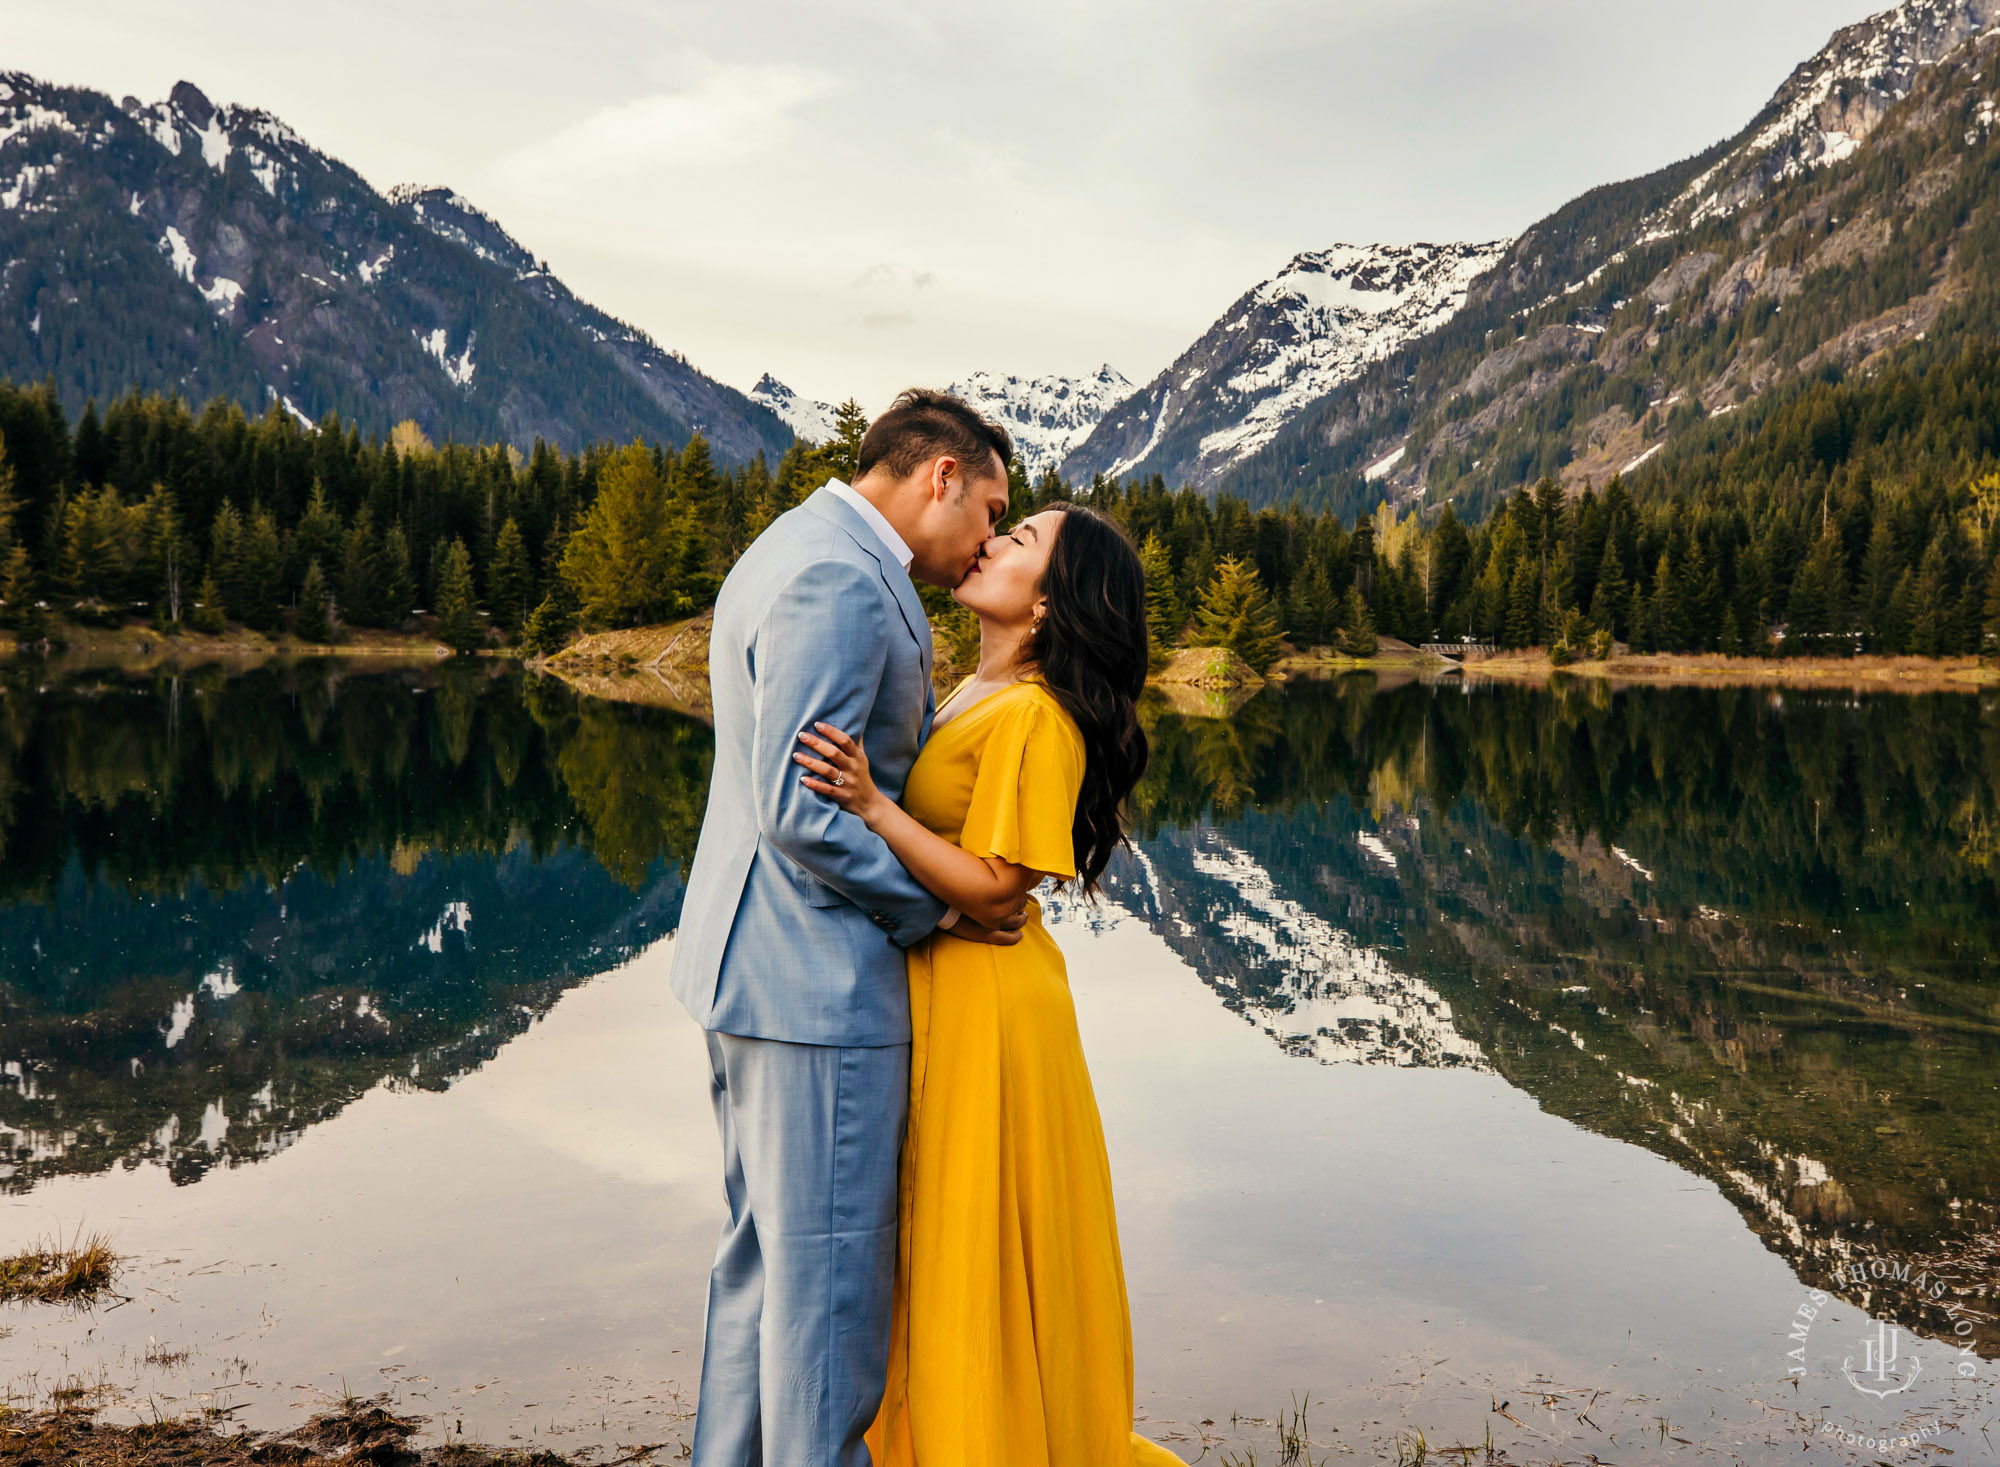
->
[1460,650,1998,694]
[0,1398,659,1467]
[4,618,462,667]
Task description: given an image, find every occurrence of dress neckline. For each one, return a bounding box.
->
[931,676,1039,735]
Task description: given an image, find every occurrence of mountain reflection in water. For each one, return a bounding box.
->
[1108,674,2000,1355]
[0,663,1994,1361]
[0,661,704,1190]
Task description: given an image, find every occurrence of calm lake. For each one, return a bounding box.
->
[0,661,1995,1464]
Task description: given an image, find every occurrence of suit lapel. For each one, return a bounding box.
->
[802,489,933,685]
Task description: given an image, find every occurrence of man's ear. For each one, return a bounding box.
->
[929,455,960,503]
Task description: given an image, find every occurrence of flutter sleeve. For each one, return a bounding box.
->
[957,691,1084,879]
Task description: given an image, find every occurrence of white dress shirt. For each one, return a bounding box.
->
[823,478,914,571]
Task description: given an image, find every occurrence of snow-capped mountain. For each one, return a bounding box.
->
[749,373,841,444]
[1214,0,2000,520]
[944,365,1133,478]
[1652,0,2000,232]
[0,75,791,460]
[1063,243,1509,491]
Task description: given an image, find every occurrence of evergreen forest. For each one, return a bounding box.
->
[0,354,1997,670]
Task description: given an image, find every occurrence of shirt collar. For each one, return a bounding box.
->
[823,478,914,571]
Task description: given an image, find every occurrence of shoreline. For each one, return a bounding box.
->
[0,1398,649,1467]
[1448,649,1998,695]
[0,619,503,666]
[15,617,1995,699]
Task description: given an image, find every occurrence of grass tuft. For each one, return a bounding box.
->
[0,1230,120,1305]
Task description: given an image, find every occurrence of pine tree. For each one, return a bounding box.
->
[137,485,184,623]
[1857,517,1900,652]
[1288,560,1338,648]
[827,401,869,481]
[1337,584,1378,658]
[560,443,678,627]
[238,506,285,631]
[1627,582,1654,653]
[1192,556,1281,672]
[0,430,18,558]
[434,538,481,652]
[190,570,227,635]
[1784,526,1848,656]
[339,509,383,627]
[1504,558,1538,648]
[522,579,580,656]
[487,516,533,633]
[381,523,418,626]
[294,559,334,644]
[1591,535,1628,637]
[1909,536,1954,657]
[0,545,42,638]
[1685,543,1720,650]
[72,400,106,486]
[674,434,723,574]
[294,480,343,587]
[1138,531,1183,661]
[210,501,245,615]
[1651,551,1688,653]
[61,486,132,605]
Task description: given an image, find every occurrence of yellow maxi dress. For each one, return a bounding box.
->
[866,679,1185,1467]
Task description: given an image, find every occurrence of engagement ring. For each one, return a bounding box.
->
[834,775,845,785]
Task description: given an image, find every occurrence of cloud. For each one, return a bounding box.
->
[499,60,831,180]
[854,263,936,291]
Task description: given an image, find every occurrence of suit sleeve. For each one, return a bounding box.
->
[750,557,948,947]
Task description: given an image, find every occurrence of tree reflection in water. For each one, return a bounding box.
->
[0,660,707,1191]
[0,662,1994,1356]
[1118,673,2000,1354]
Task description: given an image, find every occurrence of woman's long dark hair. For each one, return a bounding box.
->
[1025,505,1150,894]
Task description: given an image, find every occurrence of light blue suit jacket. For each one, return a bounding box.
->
[671,487,947,1047]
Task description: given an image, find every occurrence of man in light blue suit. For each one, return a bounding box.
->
[673,389,1019,1467]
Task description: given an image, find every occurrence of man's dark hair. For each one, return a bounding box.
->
[856,388,1012,487]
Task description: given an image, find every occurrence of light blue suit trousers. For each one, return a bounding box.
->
[695,1033,906,1467]
[674,488,945,1467]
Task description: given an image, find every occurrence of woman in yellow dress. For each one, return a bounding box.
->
[793,504,1186,1467]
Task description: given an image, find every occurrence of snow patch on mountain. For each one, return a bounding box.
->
[1196,244,1509,470]
[750,374,840,443]
[1656,0,2000,232]
[944,365,1133,478]
[0,100,78,151]
[417,327,476,387]
[390,184,537,273]
[1067,242,1509,489]
[159,226,197,283]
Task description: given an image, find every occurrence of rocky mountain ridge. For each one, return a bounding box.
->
[946,364,1133,478]
[1216,0,2000,519]
[1063,242,1509,492]
[0,74,791,461]
[748,373,840,444]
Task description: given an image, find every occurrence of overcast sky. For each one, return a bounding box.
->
[9,0,1877,410]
